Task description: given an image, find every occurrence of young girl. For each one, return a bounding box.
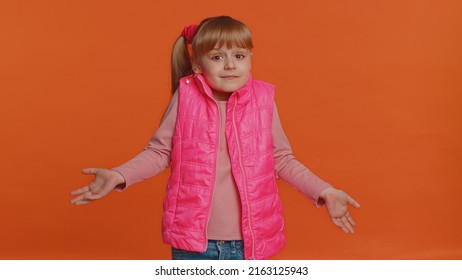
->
[70,15,360,260]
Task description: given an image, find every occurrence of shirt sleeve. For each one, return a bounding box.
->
[111,91,178,191]
[272,102,332,206]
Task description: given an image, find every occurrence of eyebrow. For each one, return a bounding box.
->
[210,47,247,52]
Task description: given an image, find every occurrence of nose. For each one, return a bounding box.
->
[224,58,236,70]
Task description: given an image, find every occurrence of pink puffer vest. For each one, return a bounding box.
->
[162,74,285,260]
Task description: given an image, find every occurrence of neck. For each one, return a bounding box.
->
[213,91,231,101]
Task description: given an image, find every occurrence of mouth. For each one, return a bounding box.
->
[221,75,239,80]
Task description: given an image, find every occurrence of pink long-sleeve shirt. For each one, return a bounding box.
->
[113,92,332,240]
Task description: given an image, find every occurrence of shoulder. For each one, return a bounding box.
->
[251,79,275,91]
[250,79,276,101]
[178,75,195,90]
[177,75,199,99]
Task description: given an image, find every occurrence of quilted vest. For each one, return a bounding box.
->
[162,74,286,260]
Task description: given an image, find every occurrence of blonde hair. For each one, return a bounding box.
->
[170,16,253,94]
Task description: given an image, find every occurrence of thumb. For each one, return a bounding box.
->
[348,195,361,209]
[81,168,99,175]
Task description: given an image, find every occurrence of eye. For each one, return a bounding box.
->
[235,53,246,59]
[210,55,222,61]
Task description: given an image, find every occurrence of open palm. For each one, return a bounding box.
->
[69,168,125,205]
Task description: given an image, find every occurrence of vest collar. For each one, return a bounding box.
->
[192,74,253,102]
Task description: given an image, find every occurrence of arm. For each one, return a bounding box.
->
[112,92,178,189]
[272,102,332,205]
[272,102,360,233]
[69,92,178,205]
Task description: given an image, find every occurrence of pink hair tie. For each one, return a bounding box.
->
[181,24,198,44]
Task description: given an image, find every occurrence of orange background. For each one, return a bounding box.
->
[1,0,461,259]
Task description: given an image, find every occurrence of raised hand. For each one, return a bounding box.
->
[319,187,360,233]
[70,168,125,205]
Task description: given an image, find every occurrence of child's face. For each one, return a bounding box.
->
[194,45,252,95]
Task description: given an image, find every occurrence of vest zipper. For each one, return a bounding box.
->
[203,95,221,253]
[232,99,256,259]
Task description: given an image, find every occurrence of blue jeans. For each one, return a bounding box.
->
[171,240,244,260]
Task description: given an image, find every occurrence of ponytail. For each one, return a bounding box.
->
[171,36,192,95]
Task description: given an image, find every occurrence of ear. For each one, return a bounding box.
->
[192,61,201,74]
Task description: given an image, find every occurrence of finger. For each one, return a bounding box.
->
[81,168,99,175]
[70,178,101,196]
[73,198,92,205]
[341,216,355,233]
[345,213,356,226]
[70,192,100,205]
[69,186,90,196]
[347,196,361,208]
[336,217,350,233]
[70,195,89,205]
[332,217,349,233]
[331,217,341,228]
